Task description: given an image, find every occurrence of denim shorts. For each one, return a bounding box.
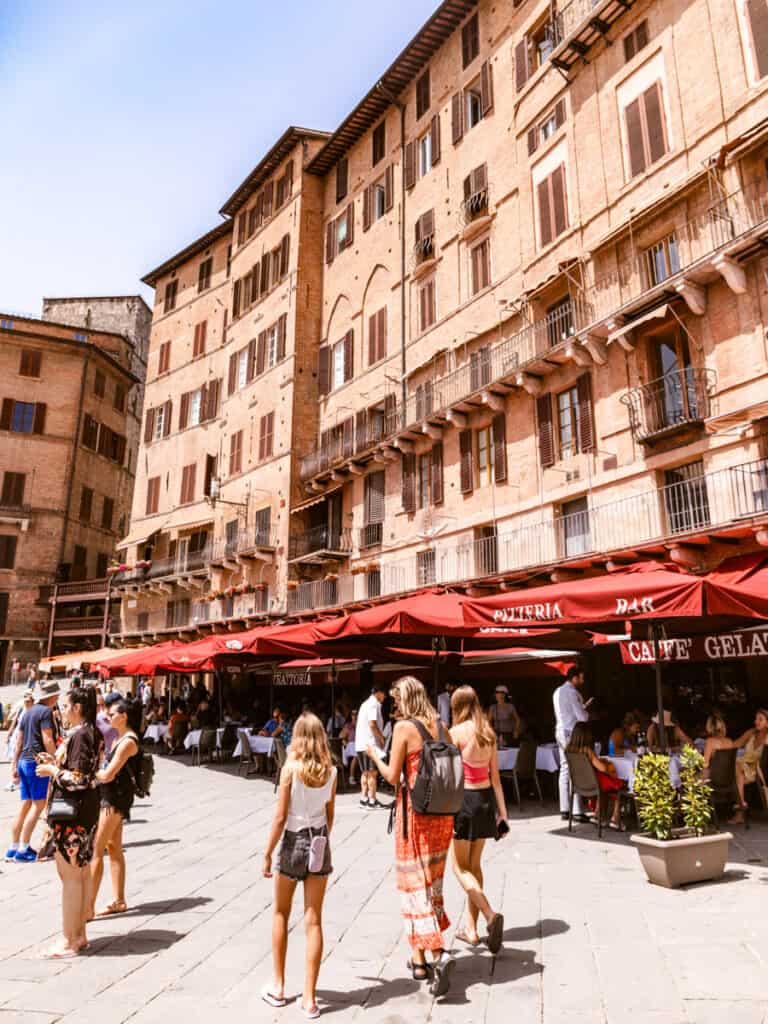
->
[277,826,332,881]
[18,759,50,802]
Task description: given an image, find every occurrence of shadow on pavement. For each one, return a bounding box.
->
[122,838,180,850]
[85,929,186,955]
[115,896,213,917]
[502,917,569,942]
[318,975,421,1013]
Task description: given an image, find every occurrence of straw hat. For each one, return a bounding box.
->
[35,679,62,702]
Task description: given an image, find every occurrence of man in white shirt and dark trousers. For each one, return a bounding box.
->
[437,681,458,728]
[553,666,593,822]
[355,684,387,809]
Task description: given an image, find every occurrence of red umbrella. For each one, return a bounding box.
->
[98,641,185,678]
[705,552,768,619]
[461,562,704,630]
[311,590,467,642]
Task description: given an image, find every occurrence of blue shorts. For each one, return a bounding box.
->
[18,759,50,802]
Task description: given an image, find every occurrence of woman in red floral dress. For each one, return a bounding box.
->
[367,676,455,997]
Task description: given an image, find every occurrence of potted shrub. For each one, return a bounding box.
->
[631,746,732,888]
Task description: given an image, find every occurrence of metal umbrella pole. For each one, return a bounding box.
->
[215,668,224,725]
[330,660,337,737]
[650,621,667,754]
[432,636,444,705]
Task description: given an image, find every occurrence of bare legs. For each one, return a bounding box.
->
[270,872,328,1013]
[11,798,46,846]
[361,769,377,804]
[88,809,125,918]
[729,762,749,823]
[451,838,500,942]
[45,851,90,956]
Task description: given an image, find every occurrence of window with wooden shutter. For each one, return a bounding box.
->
[263,181,274,220]
[429,113,442,167]
[158,341,171,374]
[462,12,479,67]
[402,453,417,513]
[144,408,155,444]
[537,163,568,248]
[515,37,530,91]
[79,486,93,523]
[33,402,46,435]
[179,391,190,430]
[256,332,267,378]
[101,496,114,530]
[0,399,11,432]
[492,413,507,483]
[419,279,436,332]
[372,121,386,165]
[229,430,243,476]
[146,476,160,515]
[233,279,241,319]
[94,369,106,398]
[326,221,336,264]
[193,321,207,358]
[576,373,595,453]
[480,60,494,114]
[471,238,491,294]
[416,69,430,118]
[624,82,668,178]
[451,92,464,144]
[362,185,372,232]
[163,279,178,313]
[180,463,196,505]
[623,20,649,62]
[0,535,18,570]
[237,212,247,246]
[431,443,444,504]
[459,430,474,493]
[277,314,287,361]
[249,262,259,301]
[228,353,237,396]
[279,234,290,277]
[259,412,274,461]
[537,394,555,468]
[404,141,416,189]
[384,164,395,212]
[470,347,491,390]
[163,400,172,437]
[1,472,25,508]
[748,0,768,77]
[336,158,348,203]
[318,345,330,396]
[364,470,385,527]
[205,379,220,421]
[343,330,354,382]
[19,349,41,377]
[197,257,212,292]
[259,254,271,295]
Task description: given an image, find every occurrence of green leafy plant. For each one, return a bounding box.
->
[679,745,713,836]
[633,753,677,840]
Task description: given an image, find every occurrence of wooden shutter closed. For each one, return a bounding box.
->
[643,82,667,164]
[179,391,190,430]
[492,412,507,483]
[343,415,354,457]
[625,97,646,177]
[355,409,367,451]
[363,186,372,231]
[551,164,568,237]
[256,332,267,376]
[365,470,385,523]
[242,274,252,309]
[0,399,11,431]
[336,158,348,203]
[537,394,555,468]
[260,255,270,294]
[527,127,538,156]
[430,113,441,165]
[33,403,47,435]
[384,164,394,211]
[431,443,444,504]
[515,38,529,91]
[244,338,254,383]
[451,92,464,144]
[384,392,397,432]
[538,179,553,248]
[404,140,416,189]
[346,203,355,246]
[144,407,155,443]
[368,311,378,365]
[279,234,290,277]
[480,60,494,114]
[262,181,273,219]
[748,0,768,77]
[228,353,237,395]
[318,345,330,396]
[208,379,221,421]
[233,279,241,318]
[277,314,287,361]
[576,373,595,453]
[343,330,354,381]
[402,453,417,513]
[376,307,387,361]
[326,221,336,264]
[554,97,566,127]
[163,401,172,437]
[459,430,474,493]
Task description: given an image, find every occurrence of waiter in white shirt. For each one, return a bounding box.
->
[437,681,458,728]
[552,666,593,820]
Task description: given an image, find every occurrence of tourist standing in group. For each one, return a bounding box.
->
[366,676,455,997]
[35,686,101,958]
[262,713,337,1019]
[449,686,507,952]
[5,680,59,863]
[730,708,768,824]
[553,666,592,822]
[96,691,119,758]
[437,681,458,728]
[87,697,141,920]
[488,685,521,748]
[5,690,34,788]
[355,684,387,809]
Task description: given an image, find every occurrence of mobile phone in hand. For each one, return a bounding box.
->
[496,818,510,841]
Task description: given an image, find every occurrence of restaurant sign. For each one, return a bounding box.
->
[273,670,312,687]
[621,629,768,665]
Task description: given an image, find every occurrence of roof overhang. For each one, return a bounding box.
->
[606,303,670,345]
[142,220,232,288]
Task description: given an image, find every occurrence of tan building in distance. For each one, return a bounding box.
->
[117,0,768,638]
[0,302,147,675]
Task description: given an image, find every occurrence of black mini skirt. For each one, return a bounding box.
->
[277,826,332,881]
[453,787,497,841]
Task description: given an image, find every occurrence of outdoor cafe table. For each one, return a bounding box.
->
[143,724,168,743]
[605,752,682,792]
[496,743,560,774]
[232,733,275,759]
[183,726,242,751]
[342,741,356,766]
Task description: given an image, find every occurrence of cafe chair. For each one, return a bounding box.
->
[192,728,217,767]
[219,723,237,762]
[272,739,288,792]
[708,748,748,829]
[237,729,259,777]
[168,720,187,755]
[508,737,543,808]
[566,752,604,837]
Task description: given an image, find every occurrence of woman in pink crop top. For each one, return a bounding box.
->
[449,686,508,954]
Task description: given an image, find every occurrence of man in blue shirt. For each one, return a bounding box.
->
[7,679,59,862]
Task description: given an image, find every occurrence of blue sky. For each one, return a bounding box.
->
[0,0,439,313]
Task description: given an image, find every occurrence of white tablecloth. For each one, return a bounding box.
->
[497,743,560,773]
[144,724,168,742]
[183,726,243,751]
[342,742,356,766]
[605,752,682,793]
[233,734,275,759]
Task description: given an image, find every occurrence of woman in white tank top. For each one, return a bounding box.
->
[262,713,337,1020]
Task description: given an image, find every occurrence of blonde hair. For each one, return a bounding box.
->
[391,675,437,724]
[706,713,727,738]
[288,713,333,787]
[451,685,495,748]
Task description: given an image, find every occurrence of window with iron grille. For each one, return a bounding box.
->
[417,549,436,586]
[643,233,680,287]
[255,506,272,545]
[367,568,381,599]
[546,296,574,346]
[664,460,711,534]
[225,518,239,555]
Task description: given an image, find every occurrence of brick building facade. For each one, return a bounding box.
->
[116,0,768,640]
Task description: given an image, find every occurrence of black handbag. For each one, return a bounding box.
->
[47,789,82,825]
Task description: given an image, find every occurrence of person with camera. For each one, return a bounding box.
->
[6,681,59,863]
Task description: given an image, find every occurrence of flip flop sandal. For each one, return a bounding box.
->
[486,913,504,955]
[430,954,454,997]
[261,985,287,1008]
[406,959,430,981]
[96,900,128,917]
[39,947,80,960]
[298,1002,320,1020]
[454,929,480,947]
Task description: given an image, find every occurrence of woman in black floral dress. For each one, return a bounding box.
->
[35,686,102,958]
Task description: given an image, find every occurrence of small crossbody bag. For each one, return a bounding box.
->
[298,772,329,872]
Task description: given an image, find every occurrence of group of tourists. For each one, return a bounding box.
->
[4,678,146,958]
[262,676,509,1017]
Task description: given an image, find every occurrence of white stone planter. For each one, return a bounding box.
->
[631,831,732,888]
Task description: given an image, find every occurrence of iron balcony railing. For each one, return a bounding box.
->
[460,187,489,226]
[551,0,603,47]
[146,545,214,580]
[360,522,384,550]
[299,405,399,481]
[52,616,106,635]
[621,368,716,443]
[53,578,110,599]
[287,458,768,612]
[209,527,277,563]
[288,526,353,561]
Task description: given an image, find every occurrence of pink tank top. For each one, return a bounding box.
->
[463,760,490,784]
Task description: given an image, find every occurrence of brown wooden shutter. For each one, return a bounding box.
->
[554,98,566,127]
[480,60,494,114]
[277,313,287,361]
[473,163,488,193]
[343,329,354,381]
[260,255,270,294]
[643,82,667,164]
[748,0,768,77]
[318,345,330,396]
[537,394,555,468]
[233,279,241,318]
[33,403,47,435]
[179,392,190,430]
[377,307,387,361]
[551,164,568,237]
[336,158,348,203]
[256,332,267,376]
[625,97,646,177]
[254,192,264,227]
[228,353,237,395]
[404,141,416,189]
[451,92,464,144]
[0,399,12,431]
[368,311,377,365]
[459,430,474,493]
[144,407,155,443]
[384,164,394,210]
[285,159,294,195]
[343,415,354,457]
[245,338,255,383]
[346,202,355,246]
[384,392,397,432]
[431,442,444,504]
[163,400,172,437]
[355,409,367,451]
[208,379,221,420]
[538,179,553,247]
[430,113,441,165]
[242,274,252,309]
[576,373,595,453]
[515,38,529,91]
[527,127,538,156]
[263,181,274,219]
[402,453,417,513]
[492,412,507,483]
[250,263,259,300]
[326,221,336,264]
[279,233,290,277]
[363,186,372,231]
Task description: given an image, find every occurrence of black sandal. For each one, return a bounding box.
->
[407,959,430,981]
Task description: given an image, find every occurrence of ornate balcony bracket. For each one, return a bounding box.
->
[515,372,543,397]
[480,389,505,412]
[712,254,747,295]
[347,462,366,476]
[665,542,704,569]
[330,469,347,483]
[754,526,768,548]
[422,422,443,440]
[309,480,326,493]
[564,340,592,367]
[374,447,399,463]
[606,318,635,352]
[581,335,607,365]
[675,279,707,316]
[446,409,468,429]
[394,437,415,454]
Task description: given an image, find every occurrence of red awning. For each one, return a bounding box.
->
[461,562,705,631]
[705,552,768,620]
[98,641,186,678]
[312,590,468,642]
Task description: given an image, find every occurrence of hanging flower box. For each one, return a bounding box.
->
[287,580,298,590]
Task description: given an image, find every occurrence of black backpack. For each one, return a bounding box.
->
[130,749,155,798]
[391,719,464,839]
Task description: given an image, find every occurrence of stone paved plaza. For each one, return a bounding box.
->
[1,751,768,1023]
